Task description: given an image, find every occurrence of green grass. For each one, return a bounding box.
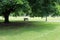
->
[0,16,60,40]
[0,21,60,40]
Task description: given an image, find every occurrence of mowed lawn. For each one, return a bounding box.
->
[0,21,60,40]
[0,16,60,40]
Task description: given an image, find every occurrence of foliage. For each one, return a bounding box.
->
[0,0,23,23]
[28,0,60,17]
[0,0,60,17]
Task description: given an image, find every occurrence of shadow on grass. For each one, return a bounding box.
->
[0,21,57,36]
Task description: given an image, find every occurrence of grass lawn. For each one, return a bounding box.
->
[0,21,60,40]
[0,16,60,40]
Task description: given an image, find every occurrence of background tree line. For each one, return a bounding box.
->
[0,0,60,23]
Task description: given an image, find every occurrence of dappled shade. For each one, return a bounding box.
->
[0,21,56,36]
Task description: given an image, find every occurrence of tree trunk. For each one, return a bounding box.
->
[4,15,9,23]
[46,16,47,22]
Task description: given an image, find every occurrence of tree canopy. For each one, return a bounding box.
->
[27,0,60,17]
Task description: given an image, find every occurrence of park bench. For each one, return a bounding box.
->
[24,18,28,21]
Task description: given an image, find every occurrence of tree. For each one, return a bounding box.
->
[10,0,31,17]
[51,0,60,17]
[0,0,22,23]
[27,0,59,21]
